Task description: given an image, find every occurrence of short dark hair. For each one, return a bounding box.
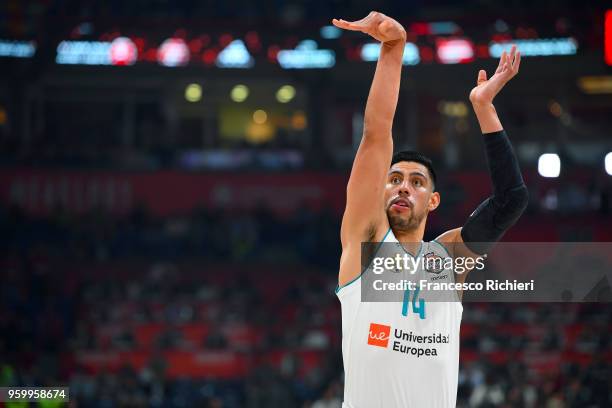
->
[390,150,437,189]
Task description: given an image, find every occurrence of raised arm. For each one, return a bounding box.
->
[333,12,406,249]
[437,45,528,280]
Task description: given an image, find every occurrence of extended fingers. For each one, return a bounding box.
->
[495,44,519,73]
[509,45,516,64]
[495,51,506,74]
[500,45,521,74]
[500,53,510,74]
[503,46,520,77]
[512,50,521,74]
[332,18,361,31]
[332,11,376,29]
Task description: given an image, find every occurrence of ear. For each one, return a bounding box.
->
[428,191,440,212]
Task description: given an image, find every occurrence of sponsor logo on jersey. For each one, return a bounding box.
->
[424,251,444,274]
[367,323,391,348]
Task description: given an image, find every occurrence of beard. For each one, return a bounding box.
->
[387,206,426,232]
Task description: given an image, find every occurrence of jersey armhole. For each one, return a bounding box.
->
[335,227,392,295]
[432,239,463,305]
[432,238,452,258]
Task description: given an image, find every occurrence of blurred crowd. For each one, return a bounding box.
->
[1,202,611,407]
[1,256,611,407]
[1,202,341,266]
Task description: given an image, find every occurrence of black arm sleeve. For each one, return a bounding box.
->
[460,130,529,254]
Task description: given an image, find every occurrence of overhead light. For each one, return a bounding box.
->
[230,85,249,102]
[361,42,420,65]
[253,109,267,124]
[605,10,611,66]
[276,85,295,103]
[577,76,612,94]
[56,40,112,65]
[436,38,474,64]
[158,38,190,67]
[538,153,560,178]
[320,25,341,39]
[110,37,137,66]
[489,38,577,57]
[291,111,307,130]
[277,40,335,69]
[438,101,468,117]
[548,100,562,117]
[216,39,254,68]
[605,152,612,176]
[185,83,202,102]
[0,39,36,58]
[429,22,459,35]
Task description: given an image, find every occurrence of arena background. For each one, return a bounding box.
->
[1,1,611,407]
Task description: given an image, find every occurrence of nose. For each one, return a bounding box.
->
[398,180,411,196]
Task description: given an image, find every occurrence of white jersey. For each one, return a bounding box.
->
[336,228,463,408]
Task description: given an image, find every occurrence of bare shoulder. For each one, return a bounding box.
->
[434,227,482,285]
[434,227,481,258]
[433,228,461,257]
[338,218,390,288]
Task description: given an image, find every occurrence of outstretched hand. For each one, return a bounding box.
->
[332,11,406,44]
[469,45,521,106]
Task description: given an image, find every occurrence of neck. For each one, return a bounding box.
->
[391,219,426,254]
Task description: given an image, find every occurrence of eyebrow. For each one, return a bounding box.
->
[388,170,428,180]
[410,171,428,179]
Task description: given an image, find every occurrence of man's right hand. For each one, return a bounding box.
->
[332,12,406,45]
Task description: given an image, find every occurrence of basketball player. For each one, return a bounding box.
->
[332,12,528,407]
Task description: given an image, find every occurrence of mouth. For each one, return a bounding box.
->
[390,197,412,211]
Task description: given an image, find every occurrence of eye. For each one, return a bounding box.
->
[413,178,423,187]
[391,176,401,184]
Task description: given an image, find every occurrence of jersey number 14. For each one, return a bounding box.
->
[402,287,425,319]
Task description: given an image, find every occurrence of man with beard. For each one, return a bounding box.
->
[333,12,528,408]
